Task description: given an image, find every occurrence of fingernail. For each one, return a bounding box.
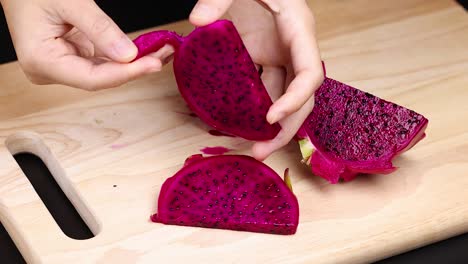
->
[190,2,217,21]
[113,36,137,61]
[267,110,286,124]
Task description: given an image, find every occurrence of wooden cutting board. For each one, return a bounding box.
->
[0,0,467,263]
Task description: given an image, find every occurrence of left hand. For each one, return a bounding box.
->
[190,0,324,160]
[0,0,166,90]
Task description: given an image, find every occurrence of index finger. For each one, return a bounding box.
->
[190,0,234,26]
[266,0,324,124]
[43,54,161,90]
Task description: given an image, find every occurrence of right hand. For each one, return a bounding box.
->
[190,0,324,160]
[0,0,171,90]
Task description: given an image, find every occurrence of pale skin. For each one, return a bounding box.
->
[0,0,323,160]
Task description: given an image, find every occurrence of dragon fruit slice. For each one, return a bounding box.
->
[151,155,299,235]
[133,20,281,140]
[296,77,429,184]
[134,20,429,184]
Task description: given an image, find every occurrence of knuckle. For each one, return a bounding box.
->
[275,132,291,146]
[81,80,104,91]
[315,70,325,84]
[81,77,120,91]
[18,55,49,85]
[309,15,317,28]
[304,10,316,27]
[90,16,113,36]
[278,136,291,147]
[285,101,301,115]
[304,68,325,87]
[25,74,50,85]
[83,65,129,91]
[305,96,315,110]
[81,67,105,91]
[18,54,40,73]
[77,75,102,91]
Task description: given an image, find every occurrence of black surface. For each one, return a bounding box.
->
[0,154,94,264]
[376,233,468,264]
[459,0,468,10]
[13,154,94,240]
[0,221,25,264]
[0,1,467,263]
[96,0,197,34]
[0,3,16,64]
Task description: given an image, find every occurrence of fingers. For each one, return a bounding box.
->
[63,28,96,58]
[261,66,286,102]
[253,96,315,161]
[148,44,176,65]
[42,53,162,90]
[190,0,234,26]
[266,69,323,124]
[58,0,137,62]
[255,0,280,13]
[95,43,174,66]
[265,0,324,124]
[255,0,324,159]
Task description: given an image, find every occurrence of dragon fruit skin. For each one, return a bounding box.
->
[134,21,429,184]
[297,77,428,184]
[133,20,281,141]
[151,155,299,235]
[133,30,182,60]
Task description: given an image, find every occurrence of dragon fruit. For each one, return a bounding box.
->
[151,155,299,235]
[134,20,428,184]
[133,20,280,140]
[296,77,428,184]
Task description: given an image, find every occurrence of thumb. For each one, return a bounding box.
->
[60,1,137,62]
[190,0,234,26]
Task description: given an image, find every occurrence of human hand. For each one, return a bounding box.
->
[190,0,324,160]
[0,0,171,90]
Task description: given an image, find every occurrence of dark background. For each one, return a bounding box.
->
[0,1,467,263]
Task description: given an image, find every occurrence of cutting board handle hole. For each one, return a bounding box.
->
[0,220,26,263]
[5,131,100,240]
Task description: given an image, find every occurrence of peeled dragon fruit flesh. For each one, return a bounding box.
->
[152,154,299,235]
[133,20,280,140]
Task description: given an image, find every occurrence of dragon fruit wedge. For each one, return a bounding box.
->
[134,20,429,184]
[151,155,299,235]
[133,20,281,140]
[296,77,429,184]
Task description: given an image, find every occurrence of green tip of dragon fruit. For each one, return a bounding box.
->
[283,168,293,192]
[298,138,315,164]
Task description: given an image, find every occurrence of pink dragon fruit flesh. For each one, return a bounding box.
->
[296,77,428,184]
[134,20,429,184]
[151,154,299,235]
[133,20,281,140]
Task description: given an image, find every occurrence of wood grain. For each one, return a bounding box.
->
[0,0,467,263]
